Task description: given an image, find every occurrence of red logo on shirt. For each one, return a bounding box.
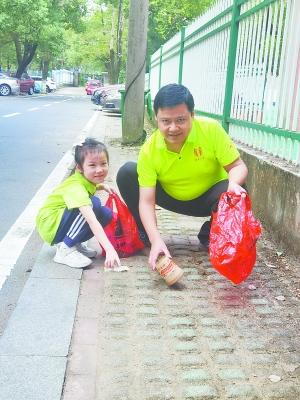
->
[193,147,202,160]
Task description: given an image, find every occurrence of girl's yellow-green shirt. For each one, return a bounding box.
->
[137,117,240,201]
[36,172,97,244]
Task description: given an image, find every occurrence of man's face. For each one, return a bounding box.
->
[156,103,194,149]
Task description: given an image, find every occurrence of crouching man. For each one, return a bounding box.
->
[117,83,247,269]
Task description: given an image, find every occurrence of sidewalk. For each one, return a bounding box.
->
[0,111,299,400]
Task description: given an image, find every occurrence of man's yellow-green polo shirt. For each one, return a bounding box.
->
[36,172,97,244]
[137,117,240,201]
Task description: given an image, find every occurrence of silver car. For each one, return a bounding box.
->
[0,73,20,96]
[102,84,125,114]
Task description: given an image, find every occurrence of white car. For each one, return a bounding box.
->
[46,77,56,92]
[0,73,20,96]
[32,76,57,93]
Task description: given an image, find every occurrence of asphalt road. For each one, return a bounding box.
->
[0,89,96,240]
[0,87,99,335]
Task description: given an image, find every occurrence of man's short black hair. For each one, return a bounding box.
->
[153,83,194,115]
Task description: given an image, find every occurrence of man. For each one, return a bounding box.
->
[117,83,248,269]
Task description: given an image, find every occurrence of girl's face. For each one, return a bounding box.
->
[79,150,109,185]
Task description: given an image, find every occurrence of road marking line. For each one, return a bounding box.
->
[0,110,100,290]
[28,107,39,111]
[2,113,21,118]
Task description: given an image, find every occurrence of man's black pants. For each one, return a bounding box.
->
[116,161,230,245]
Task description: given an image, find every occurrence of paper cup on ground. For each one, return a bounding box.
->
[155,255,184,286]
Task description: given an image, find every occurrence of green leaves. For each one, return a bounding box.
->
[0,0,88,75]
[146,0,215,63]
[0,0,214,80]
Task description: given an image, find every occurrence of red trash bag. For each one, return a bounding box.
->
[209,192,262,284]
[103,193,145,257]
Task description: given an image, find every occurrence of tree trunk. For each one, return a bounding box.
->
[108,8,116,83]
[42,59,49,80]
[12,34,22,67]
[39,59,50,93]
[13,36,38,78]
[116,0,123,82]
[106,1,123,84]
[122,0,149,144]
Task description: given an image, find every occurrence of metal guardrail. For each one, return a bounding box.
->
[149,0,300,166]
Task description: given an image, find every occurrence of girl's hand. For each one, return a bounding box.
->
[104,247,121,269]
[98,183,116,194]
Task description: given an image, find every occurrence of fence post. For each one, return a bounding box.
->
[222,0,241,131]
[178,27,186,84]
[148,59,151,91]
[158,45,163,89]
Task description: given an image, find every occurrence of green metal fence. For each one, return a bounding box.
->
[149,0,300,166]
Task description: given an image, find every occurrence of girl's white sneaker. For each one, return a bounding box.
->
[76,242,97,258]
[54,243,92,269]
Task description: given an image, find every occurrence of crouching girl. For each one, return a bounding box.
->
[36,138,120,269]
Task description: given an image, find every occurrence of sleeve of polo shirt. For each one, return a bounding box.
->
[63,183,92,210]
[137,146,157,187]
[213,121,240,166]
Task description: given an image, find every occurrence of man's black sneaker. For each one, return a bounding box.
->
[198,238,209,252]
[197,221,210,251]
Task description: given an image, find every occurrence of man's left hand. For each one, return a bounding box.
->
[227,181,247,196]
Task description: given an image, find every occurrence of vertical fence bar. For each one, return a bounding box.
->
[178,27,186,84]
[148,60,151,91]
[222,0,241,131]
[158,46,163,89]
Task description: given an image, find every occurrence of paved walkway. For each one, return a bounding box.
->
[63,114,300,399]
[0,106,299,400]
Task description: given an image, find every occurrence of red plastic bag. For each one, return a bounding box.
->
[209,192,262,284]
[103,193,145,257]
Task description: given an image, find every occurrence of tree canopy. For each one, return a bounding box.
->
[0,0,215,82]
[148,0,215,56]
[0,0,86,77]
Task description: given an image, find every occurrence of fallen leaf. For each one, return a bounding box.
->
[265,263,277,269]
[268,375,281,382]
[104,265,129,272]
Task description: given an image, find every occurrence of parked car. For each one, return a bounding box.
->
[0,73,20,96]
[91,85,115,106]
[85,79,102,95]
[91,84,124,111]
[32,76,57,93]
[46,77,56,92]
[102,84,124,114]
[18,73,35,95]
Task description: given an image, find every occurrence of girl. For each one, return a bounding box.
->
[36,138,121,269]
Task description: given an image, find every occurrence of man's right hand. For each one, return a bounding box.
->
[148,238,171,270]
[139,187,171,269]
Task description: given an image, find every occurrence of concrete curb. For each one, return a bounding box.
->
[0,245,81,400]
